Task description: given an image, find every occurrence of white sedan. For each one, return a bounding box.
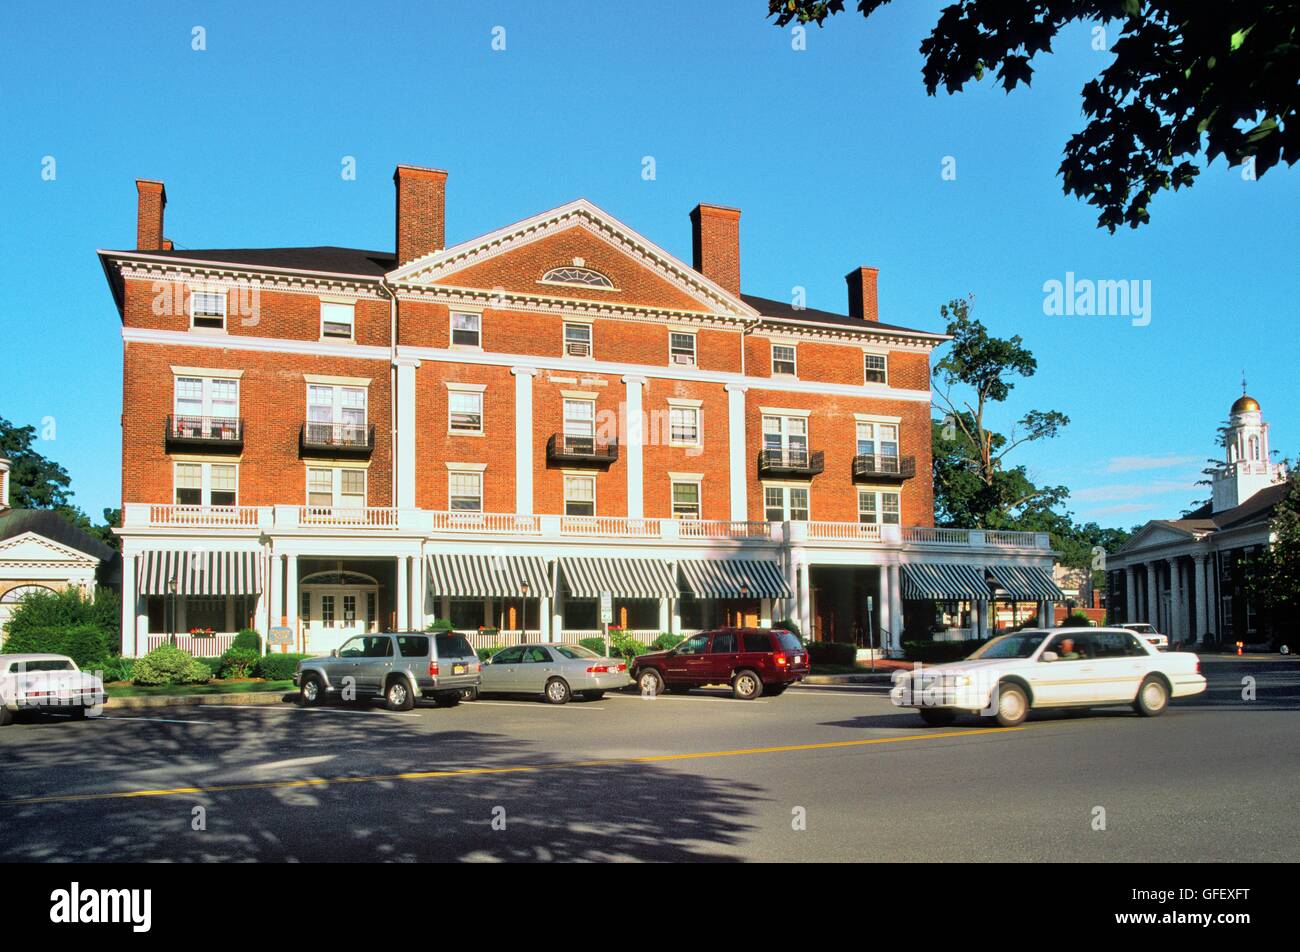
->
[1119,622,1169,651]
[0,653,105,725]
[890,627,1206,727]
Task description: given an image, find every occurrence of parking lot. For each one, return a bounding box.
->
[0,659,1296,862]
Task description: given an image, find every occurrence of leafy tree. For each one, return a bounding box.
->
[767,1,1299,230]
[1247,470,1300,617]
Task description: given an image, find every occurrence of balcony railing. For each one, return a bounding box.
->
[757,447,825,478]
[806,520,884,542]
[560,515,661,538]
[297,506,398,529]
[546,433,619,465]
[430,511,542,535]
[144,505,263,528]
[676,519,772,540]
[300,421,375,458]
[852,453,916,482]
[165,415,244,452]
[984,530,1042,547]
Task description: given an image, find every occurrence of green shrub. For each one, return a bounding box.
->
[578,637,608,655]
[608,630,651,661]
[651,632,684,650]
[903,639,988,664]
[3,586,120,649]
[477,644,505,660]
[1059,612,1093,627]
[132,644,212,686]
[231,628,261,652]
[772,619,802,640]
[426,618,454,631]
[219,647,261,678]
[805,641,858,666]
[255,653,310,680]
[99,656,135,683]
[194,656,224,677]
[2,623,115,668]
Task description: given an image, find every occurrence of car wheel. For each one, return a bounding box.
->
[732,670,764,700]
[637,668,664,697]
[434,692,461,708]
[460,687,479,701]
[544,678,571,705]
[1133,676,1169,717]
[385,678,415,712]
[991,682,1029,727]
[1280,644,1291,655]
[919,707,957,727]
[581,690,605,701]
[299,675,324,707]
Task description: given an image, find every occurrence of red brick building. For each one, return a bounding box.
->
[102,165,1059,657]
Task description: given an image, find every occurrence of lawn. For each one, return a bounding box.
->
[105,679,294,698]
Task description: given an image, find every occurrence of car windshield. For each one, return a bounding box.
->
[553,645,599,659]
[434,634,474,658]
[775,631,803,653]
[968,632,1048,660]
[9,659,75,673]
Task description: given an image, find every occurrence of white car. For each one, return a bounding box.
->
[890,627,1206,728]
[0,653,105,725]
[1119,622,1169,651]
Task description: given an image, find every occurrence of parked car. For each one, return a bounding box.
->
[0,653,105,726]
[479,643,629,704]
[890,627,1206,727]
[1119,622,1169,651]
[294,631,480,711]
[631,627,809,700]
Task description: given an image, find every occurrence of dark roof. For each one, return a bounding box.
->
[741,294,944,338]
[0,508,116,561]
[1164,480,1291,534]
[106,246,394,277]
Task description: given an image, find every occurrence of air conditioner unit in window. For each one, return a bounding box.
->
[671,354,693,365]
[566,342,591,357]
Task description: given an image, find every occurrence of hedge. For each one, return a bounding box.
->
[231,628,261,652]
[805,641,858,666]
[2,624,114,669]
[132,644,212,686]
[219,647,261,678]
[902,639,988,664]
[255,653,309,680]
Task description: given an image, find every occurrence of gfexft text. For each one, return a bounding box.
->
[1133,888,1252,902]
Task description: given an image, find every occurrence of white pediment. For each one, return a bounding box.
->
[1116,521,1206,555]
[0,532,102,567]
[387,199,759,319]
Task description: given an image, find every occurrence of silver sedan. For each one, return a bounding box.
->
[477,643,631,704]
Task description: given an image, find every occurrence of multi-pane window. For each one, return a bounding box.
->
[763,415,809,466]
[174,376,239,429]
[564,322,592,358]
[175,463,202,506]
[321,302,355,340]
[864,353,888,384]
[563,398,596,454]
[856,422,899,470]
[564,475,596,516]
[307,384,367,445]
[672,482,701,519]
[189,289,226,330]
[449,471,483,512]
[451,312,481,347]
[307,468,333,507]
[307,467,365,508]
[448,390,483,434]
[858,490,901,525]
[210,464,237,506]
[174,462,237,507]
[301,592,311,623]
[771,344,797,376]
[764,486,809,522]
[669,332,696,366]
[343,595,357,625]
[340,469,365,507]
[321,595,335,627]
[669,406,701,445]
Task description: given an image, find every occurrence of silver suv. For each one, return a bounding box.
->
[294,631,481,711]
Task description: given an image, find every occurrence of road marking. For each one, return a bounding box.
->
[0,726,1022,807]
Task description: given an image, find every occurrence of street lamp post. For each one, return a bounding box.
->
[167,576,178,646]
[520,581,530,644]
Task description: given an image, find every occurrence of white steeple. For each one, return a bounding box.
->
[1210,382,1287,512]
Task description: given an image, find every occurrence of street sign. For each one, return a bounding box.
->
[268,626,294,646]
[599,591,613,624]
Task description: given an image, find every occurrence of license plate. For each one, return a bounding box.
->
[794,655,802,664]
[452,663,467,675]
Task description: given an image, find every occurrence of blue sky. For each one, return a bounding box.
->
[1,1,1295,528]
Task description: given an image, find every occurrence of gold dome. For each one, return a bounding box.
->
[1232,394,1261,414]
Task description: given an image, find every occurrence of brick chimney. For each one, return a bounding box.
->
[845,266,879,321]
[394,165,448,266]
[690,203,741,296]
[136,179,167,251]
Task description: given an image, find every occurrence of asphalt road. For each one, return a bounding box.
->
[0,659,1295,862]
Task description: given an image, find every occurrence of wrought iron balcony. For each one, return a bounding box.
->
[546,433,619,466]
[165,415,244,452]
[852,453,916,482]
[757,447,824,478]
[300,421,375,458]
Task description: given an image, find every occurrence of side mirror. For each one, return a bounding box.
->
[330,649,339,658]
[1040,650,1059,663]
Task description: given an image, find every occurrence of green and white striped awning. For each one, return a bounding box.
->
[987,564,1064,601]
[678,559,791,599]
[900,563,990,600]
[426,554,550,598]
[136,550,263,596]
[557,557,677,599]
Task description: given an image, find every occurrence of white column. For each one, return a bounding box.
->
[120,553,137,657]
[760,598,772,628]
[888,563,903,653]
[623,375,646,520]
[539,598,553,642]
[1124,566,1137,623]
[395,557,409,630]
[415,553,428,630]
[284,553,299,638]
[725,384,748,521]
[797,561,812,641]
[1167,557,1183,644]
[395,357,420,510]
[409,557,422,630]
[876,566,891,649]
[272,555,285,626]
[1193,554,1209,644]
[969,600,981,640]
[510,367,537,514]
[1145,562,1159,627]
[552,588,564,641]
[658,597,670,635]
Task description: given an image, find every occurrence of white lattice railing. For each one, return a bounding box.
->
[429,512,542,534]
[902,527,974,545]
[985,530,1040,547]
[147,505,261,528]
[559,516,662,538]
[806,521,883,541]
[676,519,772,540]
[297,506,399,529]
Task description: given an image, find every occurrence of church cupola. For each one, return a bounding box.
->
[1211,383,1287,512]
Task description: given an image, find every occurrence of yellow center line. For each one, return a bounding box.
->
[0,726,1022,807]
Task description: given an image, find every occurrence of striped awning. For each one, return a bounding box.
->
[136,550,263,596]
[426,554,550,598]
[557,557,677,599]
[987,564,1064,601]
[678,559,791,599]
[901,563,991,600]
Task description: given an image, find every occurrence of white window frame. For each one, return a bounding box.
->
[863,351,888,385]
[771,343,797,377]
[563,322,593,359]
[762,413,809,465]
[563,473,597,517]
[450,311,482,349]
[173,461,239,508]
[446,384,485,435]
[763,483,809,522]
[563,397,597,438]
[448,470,484,512]
[667,403,702,447]
[320,301,356,341]
[669,331,697,367]
[670,478,702,519]
[857,489,901,525]
[173,375,240,422]
[188,288,227,331]
[307,383,368,445]
[305,466,367,508]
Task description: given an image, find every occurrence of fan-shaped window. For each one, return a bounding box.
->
[541,266,614,290]
[300,571,378,587]
[1,584,58,603]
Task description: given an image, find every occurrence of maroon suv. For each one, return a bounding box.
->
[631,628,809,700]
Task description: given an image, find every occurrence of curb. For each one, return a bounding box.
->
[105,692,297,710]
[802,674,896,685]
